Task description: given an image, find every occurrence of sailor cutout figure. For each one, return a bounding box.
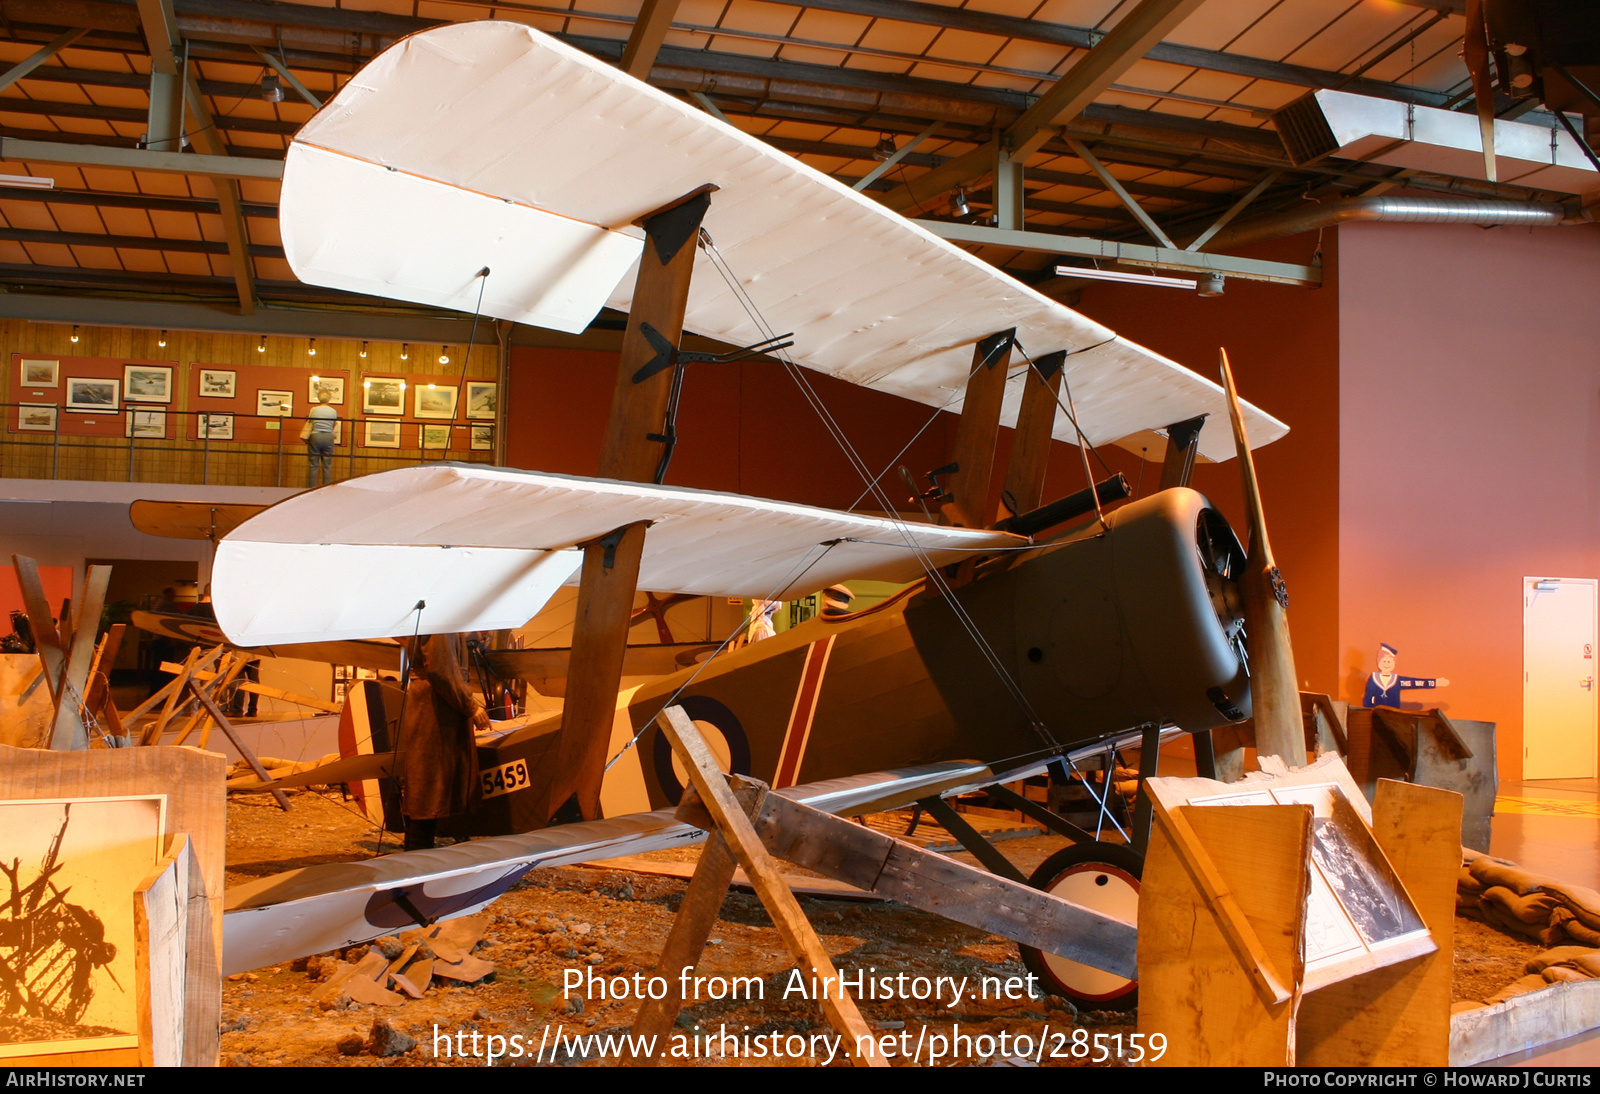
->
[1364,643,1451,707]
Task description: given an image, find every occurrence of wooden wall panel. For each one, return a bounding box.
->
[0,320,499,486]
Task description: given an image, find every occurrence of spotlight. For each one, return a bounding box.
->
[438,346,450,365]
[873,133,896,161]
[257,335,266,352]
[400,343,410,361]
[1196,272,1226,297]
[70,325,79,343]
[360,341,369,358]
[427,383,436,390]
[261,73,283,103]
[307,338,317,356]
[363,379,371,388]
[157,329,167,347]
[951,188,970,217]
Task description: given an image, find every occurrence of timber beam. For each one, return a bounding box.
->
[1000,349,1064,516]
[919,220,1322,287]
[943,328,1014,529]
[183,72,258,313]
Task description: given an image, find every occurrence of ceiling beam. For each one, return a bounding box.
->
[916,220,1321,286]
[879,0,1209,213]
[0,226,284,258]
[0,183,276,217]
[0,137,284,179]
[183,72,257,313]
[0,27,89,93]
[619,0,679,79]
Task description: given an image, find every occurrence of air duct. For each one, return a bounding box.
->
[1201,195,1568,252]
[1275,89,1598,194]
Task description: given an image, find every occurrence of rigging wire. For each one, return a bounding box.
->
[698,236,1056,748]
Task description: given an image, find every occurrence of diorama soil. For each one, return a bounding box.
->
[220,788,1539,1067]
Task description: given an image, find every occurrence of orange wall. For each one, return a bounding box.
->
[1073,234,1344,693]
[1337,221,1600,779]
[504,344,1130,514]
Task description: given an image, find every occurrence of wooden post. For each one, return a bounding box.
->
[12,554,67,707]
[1220,349,1305,766]
[184,673,291,811]
[999,349,1062,517]
[944,328,1014,528]
[654,706,889,1066]
[547,184,714,823]
[626,781,762,1064]
[48,564,111,750]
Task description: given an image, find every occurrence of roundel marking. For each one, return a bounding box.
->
[650,694,751,804]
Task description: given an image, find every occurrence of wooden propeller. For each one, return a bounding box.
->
[1220,349,1306,766]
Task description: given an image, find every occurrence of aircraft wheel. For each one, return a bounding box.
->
[1020,841,1142,1012]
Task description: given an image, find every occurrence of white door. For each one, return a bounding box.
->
[1523,577,1599,780]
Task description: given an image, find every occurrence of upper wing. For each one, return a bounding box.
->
[211,464,1024,645]
[281,21,1286,464]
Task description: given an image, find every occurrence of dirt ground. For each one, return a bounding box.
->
[220,787,1541,1067]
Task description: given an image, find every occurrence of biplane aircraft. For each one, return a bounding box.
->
[213,20,1299,1009]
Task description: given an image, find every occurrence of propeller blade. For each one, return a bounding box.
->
[1220,349,1306,766]
[1464,0,1498,183]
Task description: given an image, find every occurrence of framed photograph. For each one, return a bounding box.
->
[362,375,405,415]
[125,408,166,439]
[122,364,173,403]
[465,381,497,420]
[309,375,345,405]
[420,424,451,449]
[414,384,458,420]
[470,424,493,451]
[256,389,293,417]
[64,377,119,412]
[198,369,236,398]
[198,412,234,440]
[17,403,56,431]
[0,796,163,1060]
[363,420,400,448]
[20,358,58,387]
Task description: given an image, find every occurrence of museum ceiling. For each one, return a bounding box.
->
[0,0,1589,325]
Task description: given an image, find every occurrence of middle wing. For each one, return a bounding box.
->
[211,464,1023,645]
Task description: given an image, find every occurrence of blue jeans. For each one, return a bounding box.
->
[307,434,334,487]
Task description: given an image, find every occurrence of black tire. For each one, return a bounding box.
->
[1020,841,1142,1012]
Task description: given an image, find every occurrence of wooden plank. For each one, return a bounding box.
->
[12,554,67,706]
[162,663,339,714]
[147,647,202,744]
[999,353,1061,516]
[747,791,1138,975]
[195,655,249,750]
[1140,803,1310,1067]
[1297,780,1461,1066]
[625,780,762,1064]
[655,706,889,1067]
[1450,979,1600,1066]
[544,521,649,822]
[134,833,190,1068]
[0,744,227,1066]
[944,330,1013,528]
[1145,792,1294,1006]
[1220,349,1304,766]
[49,564,111,750]
[183,675,292,811]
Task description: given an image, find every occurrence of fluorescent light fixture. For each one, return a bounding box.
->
[0,174,54,190]
[1055,265,1197,289]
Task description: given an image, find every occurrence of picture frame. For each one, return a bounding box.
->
[64,377,119,412]
[256,389,293,417]
[362,375,405,416]
[420,424,451,449]
[465,381,497,420]
[0,795,164,1060]
[122,364,173,403]
[363,420,400,448]
[414,384,459,420]
[19,358,58,387]
[17,403,56,431]
[125,408,166,439]
[198,412,234,440]
[309,375,345,405]
[198,369,236,398]
[470,424,493,451]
